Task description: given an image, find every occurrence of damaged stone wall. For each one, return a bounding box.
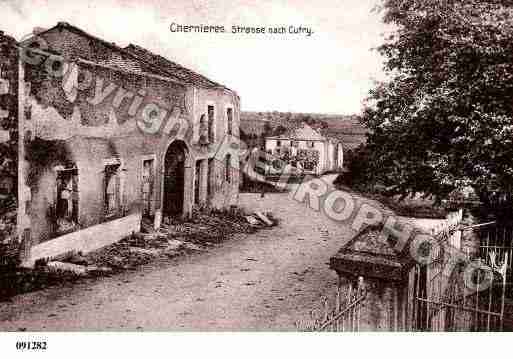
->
[24,52,189,244]
[194,86,240,210]
[0,31,19,244]
[19,24,240,254]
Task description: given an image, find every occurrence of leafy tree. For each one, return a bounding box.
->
[262,121,273,136]
[361,0,513,205]
[272,125,287,137]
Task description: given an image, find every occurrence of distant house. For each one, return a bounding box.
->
[264,123,343,175]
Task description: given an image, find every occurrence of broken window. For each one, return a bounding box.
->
[0,177,14,195]
[0,64,8,79]
[55,165,79,233]
[0,78,9,95]
[199,114,208,145]
[142,159,154,218]
[225,154,232,183]
[195,160,201,205]
[227,107,233,136]
[25,104,31,120]
[208,105,215,143]
[207,158,214,199]
[104,163,121,218]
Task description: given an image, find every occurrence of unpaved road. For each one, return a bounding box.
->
[0,176,373,331]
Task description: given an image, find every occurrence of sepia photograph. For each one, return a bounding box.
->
[0,0,512,356]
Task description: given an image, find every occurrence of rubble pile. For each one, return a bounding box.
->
[0,263,84,301]
[0,208,17,245]
[0,207,280,300]
[0,208,20,277]
[80,207,276,274]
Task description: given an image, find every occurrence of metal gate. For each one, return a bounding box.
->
[296,277,367,332]
[478,224,513,299]
[412,258,508,331]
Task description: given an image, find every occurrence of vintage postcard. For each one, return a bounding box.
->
[0,0,512,356]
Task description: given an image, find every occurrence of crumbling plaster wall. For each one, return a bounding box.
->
[25,52,189,244]
[0,32,19,244]
[22,25,240,249]
[193,86,240,209]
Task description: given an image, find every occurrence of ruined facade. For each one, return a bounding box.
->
[0,31,19,245]
[8,23,240,265]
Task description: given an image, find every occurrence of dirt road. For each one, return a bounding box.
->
[0,176,361,331]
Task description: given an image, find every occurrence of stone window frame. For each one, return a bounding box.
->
[103,157,125,220]
[225,154,232,184]
[224,103,234,136]
[206,101,216,144]
[0,78,9,95]
[0,64,8,80]
[207,157,215,200]
[52,163,80,233]
[199,113,208,145]
[140,154,157,217]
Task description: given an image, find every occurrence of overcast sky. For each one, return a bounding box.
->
[1,0,389,115]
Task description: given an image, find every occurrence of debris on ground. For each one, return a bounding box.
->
[0,207,17,245]
[183,242,206,252]
[67,207,271,273]
[85,265,113,276]
[254,211,274,226]
[0,206,280,301]
[64,253,91,266]
[245,216,261,226]
[46,261,88,276]
[166,239,185,251]
[128,247,160,257]
[245,211,279,227]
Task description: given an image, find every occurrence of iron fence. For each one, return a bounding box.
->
[412,258,507,331]
[296,277,367,332]
[478,224,513,299]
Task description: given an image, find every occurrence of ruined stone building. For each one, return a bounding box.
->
[264,123,343,175]
[0,31,19,246]
[1,23,240,265]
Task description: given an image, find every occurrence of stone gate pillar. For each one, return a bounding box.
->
[330,225,413,331]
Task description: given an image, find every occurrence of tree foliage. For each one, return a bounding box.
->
[361,0,513,203]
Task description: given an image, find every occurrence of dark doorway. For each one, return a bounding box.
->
[142,159,154,219]
[194,161,200,205]
[163,141,186,217]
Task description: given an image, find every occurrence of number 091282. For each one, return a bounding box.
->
[15,341,47,350]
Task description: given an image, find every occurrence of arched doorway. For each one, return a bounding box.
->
[163,141,187,217]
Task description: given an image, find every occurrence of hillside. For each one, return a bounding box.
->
[240,111,368,150]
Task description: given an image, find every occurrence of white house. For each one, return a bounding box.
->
[264,123,343,175]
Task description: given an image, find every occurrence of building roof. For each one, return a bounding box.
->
[267,123,326,142]
[23,22,235,94]
[124,44,234,93]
